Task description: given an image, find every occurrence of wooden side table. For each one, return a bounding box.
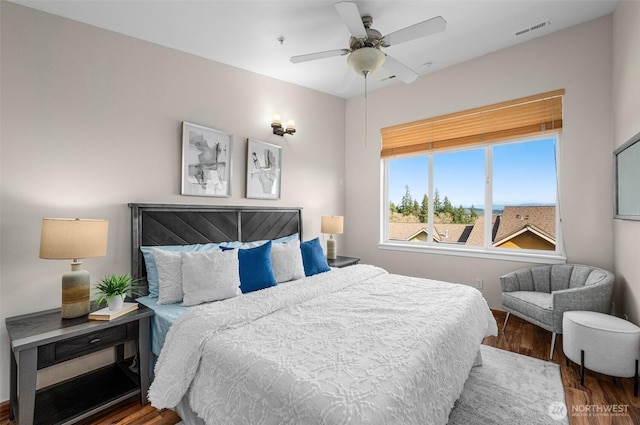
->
[327,255,360,268]
[6,303,153,425]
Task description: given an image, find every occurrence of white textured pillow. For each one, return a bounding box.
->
[181,250,241,306]
[152,248,184,305]
[270,240,305,283]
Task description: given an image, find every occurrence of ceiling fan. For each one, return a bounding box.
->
[290,1,446,86]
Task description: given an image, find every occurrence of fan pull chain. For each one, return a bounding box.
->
[364,71,368,148]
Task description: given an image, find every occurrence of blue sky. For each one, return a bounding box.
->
[388,138,557,208]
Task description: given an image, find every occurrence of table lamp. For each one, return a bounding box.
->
[321,215,343,260]
[39,218,108,319]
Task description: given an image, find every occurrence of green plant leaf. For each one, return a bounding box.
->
[93,273,141,308]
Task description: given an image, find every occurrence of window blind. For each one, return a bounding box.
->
[380,89,564,158]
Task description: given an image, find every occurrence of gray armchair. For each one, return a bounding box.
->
[501,264,614,359]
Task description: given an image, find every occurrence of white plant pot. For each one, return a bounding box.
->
[108,294,125,311]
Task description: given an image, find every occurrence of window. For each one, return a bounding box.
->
[381,90,565,262]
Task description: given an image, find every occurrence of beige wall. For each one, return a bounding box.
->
[613,0,640,323]
[0,1,4,400]
[345,16,614,311]
[0,2,345,401]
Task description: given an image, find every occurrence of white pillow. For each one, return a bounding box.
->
[152,248,184,305]
[270,240,305,283]
[181,250,241,306]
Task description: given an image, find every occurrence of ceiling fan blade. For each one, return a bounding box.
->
[335,1,367,38]
[381,55,418,84]
[290,49,350,64]
[383,16,446,46]
[336,67,357,94]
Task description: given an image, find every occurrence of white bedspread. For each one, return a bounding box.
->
[149,264,498,425]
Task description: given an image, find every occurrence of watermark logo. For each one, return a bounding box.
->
[547,402,630,420]
[571,404,629,418]
[548,401,568,421]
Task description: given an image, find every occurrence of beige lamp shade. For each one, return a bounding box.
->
[321,216,343,260]
[40,218,108,260]
[321,216,344,235]
[39,218,108,319]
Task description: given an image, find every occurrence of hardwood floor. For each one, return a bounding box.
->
[484,311,640,425]
[1,310,638,425]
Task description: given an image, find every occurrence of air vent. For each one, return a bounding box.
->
[515,20,550,36]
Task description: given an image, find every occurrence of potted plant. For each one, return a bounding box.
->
[94,273,139,311]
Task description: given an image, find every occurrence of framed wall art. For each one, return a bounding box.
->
[181,122,232,197]
[246,138,281,200]
[614,130,640,220]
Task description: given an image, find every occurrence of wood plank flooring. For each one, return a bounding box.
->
[484,311,640,425]
[1,310,638,425]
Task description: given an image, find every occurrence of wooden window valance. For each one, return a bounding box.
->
[380,89,564,158]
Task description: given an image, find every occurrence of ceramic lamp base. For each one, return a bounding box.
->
[61,262,90,319]
[326,237,337,260]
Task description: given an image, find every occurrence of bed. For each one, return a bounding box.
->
[129,203,498,425]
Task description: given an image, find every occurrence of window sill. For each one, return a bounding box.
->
[378,242,567,264]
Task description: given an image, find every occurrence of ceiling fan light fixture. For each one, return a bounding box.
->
[347,47,385,76]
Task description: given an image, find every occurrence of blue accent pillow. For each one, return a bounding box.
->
[300,237,331,276]
[141,243,220,297]
[238,240,277,293]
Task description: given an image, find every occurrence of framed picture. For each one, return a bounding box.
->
[181,122,232,197]
[614,130,640,220]
[246,138,282,200]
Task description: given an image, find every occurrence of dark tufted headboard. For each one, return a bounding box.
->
[129,203,303,295]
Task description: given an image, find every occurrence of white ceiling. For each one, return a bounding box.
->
[11,0,617,99]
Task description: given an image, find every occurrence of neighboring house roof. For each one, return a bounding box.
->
[388,222,427,241]
[388,222,473,244]
[463,215,500,247]
[492,224,556,247]
[493,206,556,246]
[388,206,555,249]
[435,223,474,244]
[465,216,483,247]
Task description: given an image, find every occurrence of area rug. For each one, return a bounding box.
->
[448,345,568,425]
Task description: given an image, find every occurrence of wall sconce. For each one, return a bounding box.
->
[271,115,296,136]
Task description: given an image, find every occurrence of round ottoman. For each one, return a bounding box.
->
[563,310,640,396]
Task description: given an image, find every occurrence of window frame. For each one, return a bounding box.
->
[380,133,566,264]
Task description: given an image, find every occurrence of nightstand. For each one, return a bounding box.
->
[6,303,153,425]
[327,255,360,268]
